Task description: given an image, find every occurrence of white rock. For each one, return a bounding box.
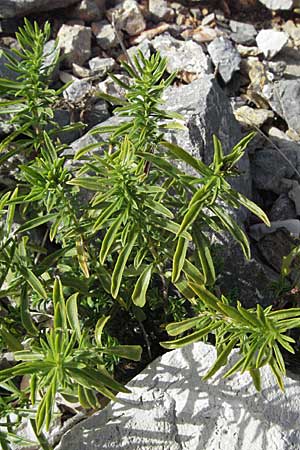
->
[57,342,300,450]
[256,29,288,59]
[258,0,293,9]
[57,24,91,68]
[152,33,210,78]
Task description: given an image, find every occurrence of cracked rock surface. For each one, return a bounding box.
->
[57,342,300,450]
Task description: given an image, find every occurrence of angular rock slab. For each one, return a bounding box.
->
[162,74,251,198]
[57,342,300,450]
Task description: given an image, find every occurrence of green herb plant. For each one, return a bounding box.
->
[0,19,300,449]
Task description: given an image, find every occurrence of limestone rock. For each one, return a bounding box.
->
[57,342,300,450]
[214,240,279,308]
[234,105,274,127]
[207,37,241,83]
[0,0,80,19]
[88,57,116,76]
[289,183,300,215]
[63,79,92,103]
[162,75,251,197]
[107,0,146,36]
[92,21,120,49]
[269,193,297,221]
[148,0,174,22]
[250,219,300,240]
[97,74,131,100]
[251,146,298,194]
[127,39,151,61]
[256,29,288,59]
[0,48,18,80]
[258,0,293,9]
[152,33,210,79]
[230,20,257,45]
[57,24,91,68]
[256,228,299,273]
[67,0,103,22]
[85,100,110,129]
[265,80,300,134]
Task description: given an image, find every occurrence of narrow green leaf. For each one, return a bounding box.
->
[166,316,202,336]
[193,230,215,286]
[100,345,142,361]
[132,264,152,307]
[144,198,174,219]
[0,325,23,351]
[19,267,47,300]
[17,213,58,233]
[99,213,125,265]
[66,293,81,341]
[20,285,38,336]
[172,237,188,283]
[111,230,138,298]
[161,324,219,350]
[95,316,110,347]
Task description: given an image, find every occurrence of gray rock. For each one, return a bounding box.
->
[256,29,288,59]
[265,80,300,134]
[42,40,60,80]
[272,47,300,79]
[229,20,257,45]
[97,74,131,100]
[207,37,241,84]
[88,57,116,76]
[92,21,120,49]
[0,48,18,80]
[250,219,300,240]
[256,228,299,273]
[251,146,298,194]
[215,240,279,308]
[57,24,91,68]
[57,341,300,450]
[64,115,126,161]
[0,0,80,18]
[152,33,211,79]
[162,75,251,197]
[63,79,92,103]
[269,193,297,221]
[85,100,110,129]
[258,0,293,9]
[107,0,146,36]
[51,109,81,144]
[148,0,174,22]
[67,0,103,22]
[289,183,300,215]
[127,39,151,61]
[72,63,91,78]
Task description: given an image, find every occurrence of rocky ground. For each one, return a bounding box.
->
[2,0,300,447]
